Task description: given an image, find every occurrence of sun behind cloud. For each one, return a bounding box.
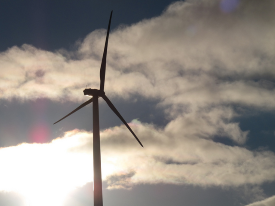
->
[0,130,93,206]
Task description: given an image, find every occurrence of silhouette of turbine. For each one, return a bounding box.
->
[54,11,143,206]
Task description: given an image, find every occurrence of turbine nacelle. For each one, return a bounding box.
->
[84,88,105,97]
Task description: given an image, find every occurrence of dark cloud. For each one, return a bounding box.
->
[106,171,136,189]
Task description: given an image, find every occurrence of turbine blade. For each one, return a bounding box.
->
[54,98,93,124]
[102,95,143,147]
[100,10,113,92]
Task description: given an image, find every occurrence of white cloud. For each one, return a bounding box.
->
[99,119,275,187]
[0,120,274,197]
[0,0,274,109]
[0,0,273,146]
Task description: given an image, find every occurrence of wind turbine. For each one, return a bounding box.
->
[54,11,143,206]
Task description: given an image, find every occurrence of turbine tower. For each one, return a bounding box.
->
[54,11,143,206]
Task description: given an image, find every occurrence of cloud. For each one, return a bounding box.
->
[0,0,274,109]
[0,120,274,199]
[246,195,275,206]
[0,0,274,148]
[105,171,136,190]
[0,0,274,143]
[99,119,275,188]
[0,130,93,206]
[239,185,267,205]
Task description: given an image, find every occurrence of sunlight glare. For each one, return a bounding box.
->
[0,130,94,206]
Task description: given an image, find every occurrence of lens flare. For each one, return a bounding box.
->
[30,124,49,143]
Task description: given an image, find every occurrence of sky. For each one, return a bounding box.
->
[0,0,275,206]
